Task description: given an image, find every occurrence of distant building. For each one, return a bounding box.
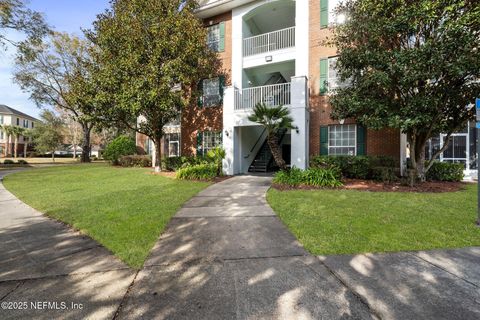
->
[0,104,39,157]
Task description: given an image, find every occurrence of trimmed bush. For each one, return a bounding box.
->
[206,147,226,176]
[16,160,28,165]
[3,160,14,165]
[162,156,211,171]
[370,166,397,183]
[273,167,343,187]
[103,136,137,164]
[119,155,152,167]
[176,163,218,180]
[310,155,397,180]
[426,162,464,182]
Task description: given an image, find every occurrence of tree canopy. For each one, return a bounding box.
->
[328,0,480,179]
[0,0,49,51]
[88,0,221,171]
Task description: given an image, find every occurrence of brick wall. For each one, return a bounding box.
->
[181,11,232,156]
[308,0,400,161]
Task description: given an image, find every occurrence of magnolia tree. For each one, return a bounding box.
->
[328,0,480,181]
[88,0,221,172]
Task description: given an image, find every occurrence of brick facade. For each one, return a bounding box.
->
[181,12,233,156]
[308,0,400,162]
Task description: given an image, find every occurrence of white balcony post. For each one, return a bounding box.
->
[290,76,309,170]
[223,86,236,175]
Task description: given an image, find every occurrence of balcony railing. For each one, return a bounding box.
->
[243,27,295,57]
[234,83,291,111]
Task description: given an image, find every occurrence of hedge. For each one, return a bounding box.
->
[426,162,464,182]
[176,163,218,180]
[118,155,152,167]
[273,167,343,187]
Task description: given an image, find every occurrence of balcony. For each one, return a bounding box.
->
[243,27,295,57]
[234,83,291,111]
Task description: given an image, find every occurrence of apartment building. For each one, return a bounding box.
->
[0,104,38,157]
[137,0,421,174]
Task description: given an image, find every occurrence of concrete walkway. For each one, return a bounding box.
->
[0,169,136,320]
[2,171,480,319]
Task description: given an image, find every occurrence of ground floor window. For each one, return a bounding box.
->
[165,133,180,157]
[197,131,222,156]
[328,124,356,155]
[425,121,477,170]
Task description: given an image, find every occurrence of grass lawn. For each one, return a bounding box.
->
[267,185,480,255]
[3,164,209,269]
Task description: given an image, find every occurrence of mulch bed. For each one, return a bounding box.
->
[272,179,470,193]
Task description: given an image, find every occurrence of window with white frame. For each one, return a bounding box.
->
[328,124,356,155]
[201,131,222,154]
[207,24,220,51]
[328,57,350,90]
[202,77,222,107]
[165,133,180,157]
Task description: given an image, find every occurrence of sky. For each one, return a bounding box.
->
[0,0,110,118]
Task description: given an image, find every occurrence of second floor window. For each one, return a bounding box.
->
[0,115,3,124]
[23,119,29,128]
[320,56,350,94]
[198,77,224,108]
[206,22,225,52]
[16,118,19,125]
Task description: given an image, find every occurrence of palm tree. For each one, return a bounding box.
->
[1,125,15,157]
[23,128,34,157]
[247,103,294,170]
[11,126,25,159]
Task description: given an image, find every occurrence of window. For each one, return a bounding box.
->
[165,133,180,157]
[0,115,3,124]
[328,57,350,90]
[198,131,222,156]
[207,24,220,51]
[31,122,34,129]
[0,130,3,140]
[16,118,19,125]
[23,119,29,128]
[200,77,223,107]
[328,124,356,155]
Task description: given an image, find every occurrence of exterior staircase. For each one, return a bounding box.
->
[248,129,287,173]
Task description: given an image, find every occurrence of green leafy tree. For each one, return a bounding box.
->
[14,32,96,163]
[328,0,480,181]
[32,110,64,161]
[88,0,221,172]
[103,135,137,165]
[0,0,49,51]
[248,103,294,170]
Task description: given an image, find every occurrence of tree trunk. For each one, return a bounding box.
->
[80,123,92,163]
[23,142,27,158]
[154,136,162,173]
[267,133,286,170]
[52,151,55,162]
[14,137,18,159]
[73,143,77,159]
[408,133,428,182]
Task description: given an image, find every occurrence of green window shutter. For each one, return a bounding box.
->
[320,0,328,28]
[219,22,225,52]
[357,125,366,155]
[197,80,203,108]
[196,131,204,156]
[320,126,329,155]
[219,75,225,104]
[320,58,328,95]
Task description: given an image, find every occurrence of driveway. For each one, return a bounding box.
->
[1,171,479,319]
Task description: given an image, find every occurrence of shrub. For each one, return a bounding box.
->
[206,147,226,176]
[119,155,152,167]
[310,155,397,180]
[176,163,218,180]
[273,167,343,187]
[16,160,28,165]
[162,156,211,171]
[3,160,14,165]
[370,166,397,183]
[426,162,464,182]
[103,136,137,164]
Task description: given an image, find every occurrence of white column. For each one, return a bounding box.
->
[295,0,309,76]
[290,76,309,170]
[222,86,235,175]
